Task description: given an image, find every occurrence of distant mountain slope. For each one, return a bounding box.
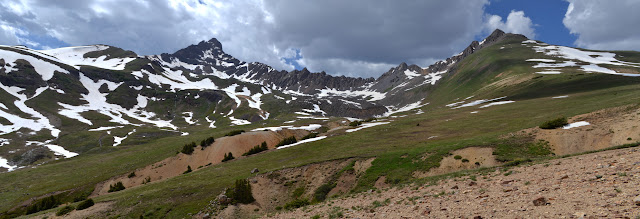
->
[1,29,639,172]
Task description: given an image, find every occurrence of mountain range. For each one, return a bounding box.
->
[1,29,640,218]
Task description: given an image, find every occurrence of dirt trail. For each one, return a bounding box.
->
[268,146,640,218]
[92,129,309,196]
[529,105,640,155]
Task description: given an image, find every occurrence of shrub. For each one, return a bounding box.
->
[284,199,310,210]
[142,176,151,184]
[224,130,245,136]
[461,158,469,163]
[225,179,255,204]
[292,187,305,198]
[349,121,362,127]
[314,183,336,202]
[183,165,192,174]
[108,182,125,193]
[26,195,60,215]
[56,205,75,216]
[242,142,268,156]
[181,142,196,155]
[201,136,215,147]
[300,132,318,140]
[453,155,462,160]
[127,172,136,178]
[222,152,235,162]
[539,117,568,129]
[76,199,94,210]
[275,136,297,148]
[363,117,377,122]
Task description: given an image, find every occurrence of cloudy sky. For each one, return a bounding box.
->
[1,0,639,78]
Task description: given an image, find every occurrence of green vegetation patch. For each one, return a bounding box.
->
[275,136,297,148]
[242,142,268,156]
[76,199,95,210]
[539,117,568,129]
[108,182,125,193]
[224,130,245,136]
[56,205,75,216]
[222,152,235,162]
[224,179,255,204]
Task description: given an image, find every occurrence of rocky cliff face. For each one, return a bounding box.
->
[155,38,374,94]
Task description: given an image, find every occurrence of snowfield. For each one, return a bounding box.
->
[40,45,136,70]
[525,40,640,77]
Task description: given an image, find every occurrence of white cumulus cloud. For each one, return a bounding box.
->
[563,0,640,50]
[485,10,536,39]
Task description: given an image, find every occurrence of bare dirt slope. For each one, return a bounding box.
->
[93,129,309,196]
[268,146,640,218]
[529,105,640,155]
[414,147,500,178]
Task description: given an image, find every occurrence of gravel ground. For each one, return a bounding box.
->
[266,147,640,218]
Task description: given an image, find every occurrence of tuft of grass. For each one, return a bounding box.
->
[56,205,75,216]
[539,117,568,129]
[108,182,125,193]
[76,199,94,210]
[301,133,318,141]
[183,165,192,174]
[283,199,310,210]
[224,130,245,136]
[292,187,305,199]
[275,136,297,148]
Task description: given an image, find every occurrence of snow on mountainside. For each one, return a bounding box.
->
[3,29,638,171]
[0,30,520,171]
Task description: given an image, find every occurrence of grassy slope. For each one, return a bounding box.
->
[4,37,640,217]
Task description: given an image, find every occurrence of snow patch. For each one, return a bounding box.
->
[345,122,390,133]
[526,59,556,62]
[403,69,420,79]
[451,97,506,109]
[113,129,136,147]
[382,100,428,117]
[183,112,196,125]
[229,116,251,126]
[479,100,515,108]
[0,46,70,81]
[563,121,590,129]
[276,136,327,149]
[40,45,136,70]
[536,71,562,74]
[317,88,386,102]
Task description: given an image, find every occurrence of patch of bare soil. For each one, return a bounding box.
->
[414,147,500,178]
[92,129,309,196]
[267,147,640,218]
[480,72,533,93]
[374,176,390,189]
[529,105,640,155]
[202,158,375,218]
